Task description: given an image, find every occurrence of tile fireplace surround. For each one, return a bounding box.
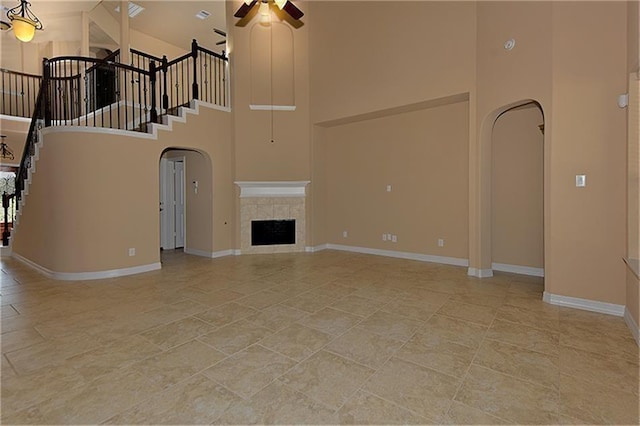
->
[236,181,310,254]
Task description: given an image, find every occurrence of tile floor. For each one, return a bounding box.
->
[1,250,638,425]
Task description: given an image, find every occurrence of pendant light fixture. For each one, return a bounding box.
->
[6,0,43,43]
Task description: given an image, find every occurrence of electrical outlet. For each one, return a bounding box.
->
[438,239,444,247]
[391,235,397,243]
[343,230,348,238]
[387,233,392,241]
[382,234,387,241]
[128,248,136,256]
[386,184,392,192]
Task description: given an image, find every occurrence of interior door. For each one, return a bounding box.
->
[160,158,175,250]
[174,160,185,248]
[160,157,185,250]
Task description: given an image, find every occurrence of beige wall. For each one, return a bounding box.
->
[627,1,640,332]
[0,39,41,74]
[629,0,639,75]
[627,267,639,335]
[12,104,233,273]
[473,1,553,274]
[629,76,639,261]
[492,105,544,268]
[321,101,469,259]
[308,1,476,125]
[308,1,476,252]
[548,2,628,305]
[230,0,311,182]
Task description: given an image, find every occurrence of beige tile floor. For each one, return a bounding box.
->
[1,250,638,425]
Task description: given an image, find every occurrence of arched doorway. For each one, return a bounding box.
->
[491,102,545,277]
[472,99,547,287]
[159,148,213,256]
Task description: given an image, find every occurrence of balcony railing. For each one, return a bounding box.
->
[0,69,42,118]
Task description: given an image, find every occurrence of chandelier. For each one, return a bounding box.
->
[0,136,14,161]
[5,0,43,42]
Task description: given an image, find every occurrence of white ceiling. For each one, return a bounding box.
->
[1,0,227,53]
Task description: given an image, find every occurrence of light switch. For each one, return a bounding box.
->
[575,175,586,188]
[386,185,392,192]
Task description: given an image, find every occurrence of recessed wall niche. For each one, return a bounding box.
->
[250,22,295,108]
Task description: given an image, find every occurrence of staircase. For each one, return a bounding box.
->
[3,40,229,246]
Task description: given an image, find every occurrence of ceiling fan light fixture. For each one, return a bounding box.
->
[258,1,270,25]
[6,0,43,42]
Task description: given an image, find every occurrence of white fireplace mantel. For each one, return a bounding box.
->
[235,181,310,198]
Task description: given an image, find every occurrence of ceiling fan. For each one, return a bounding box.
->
[213,28,226,46]
[234,0,304,21]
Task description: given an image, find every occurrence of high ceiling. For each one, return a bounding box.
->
[1,0,227,53]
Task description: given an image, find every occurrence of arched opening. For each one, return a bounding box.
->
[491,102,545,278]
[473,99,547,289]
[159,148,213,258]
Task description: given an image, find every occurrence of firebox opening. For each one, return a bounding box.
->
[251,219,295,246]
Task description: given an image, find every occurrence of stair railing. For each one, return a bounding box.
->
[15,62,46,205]
[14,40,229,209]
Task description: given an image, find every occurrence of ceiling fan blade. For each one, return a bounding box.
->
[282,1,304,20]
[234,0,257,18]
[213,28,226,37]
[216,40,226,45]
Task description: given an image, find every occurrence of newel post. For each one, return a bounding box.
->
[42,58,51,127]
[161,55,169,110]
[191,39,199,101]
[149,60,158,123]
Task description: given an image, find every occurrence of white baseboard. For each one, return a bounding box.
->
[305,244,329,253]
[491,262,544,277]
[624,308,640,346]
[184,248,234,259]
[12,252,161,281]
[325,244,468,267]
[467,267,494,278]
[543,291,625,317]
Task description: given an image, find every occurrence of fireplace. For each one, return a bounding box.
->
[236,181,310,254]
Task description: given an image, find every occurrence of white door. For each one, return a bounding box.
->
[174,160,185,248]
[159,157,185,250]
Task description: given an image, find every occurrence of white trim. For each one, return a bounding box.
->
[12,252,161,281]
[235,181,310,198]
[467,267,494,278]
[491,262,544,277]
[0,162,20,168]
[249,105,296,111]
[184,248,234,259]
[326,243,468,267]
[305,244,329,253]
[624,308,640,346]
[543,291,625,317]
[0,114,31,123]
[233,249,242,256]
[624,257,640,280]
